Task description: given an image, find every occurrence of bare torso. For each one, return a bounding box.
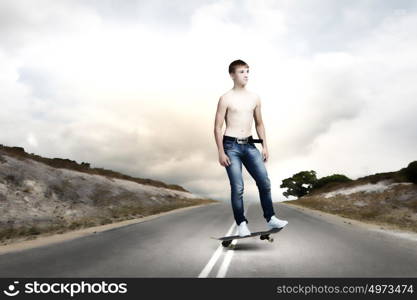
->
[223,90,258,138]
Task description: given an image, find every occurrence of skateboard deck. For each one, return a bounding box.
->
[212,227,283,247]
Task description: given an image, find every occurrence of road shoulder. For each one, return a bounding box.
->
[280,201,417,243]
[0,202,219,255]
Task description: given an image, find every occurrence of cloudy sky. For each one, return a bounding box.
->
[1,0,416,203]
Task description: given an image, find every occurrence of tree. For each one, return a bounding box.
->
[280,170,317,198]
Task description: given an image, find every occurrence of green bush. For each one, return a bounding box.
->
[312,174,352,190]
[404,161,417,184]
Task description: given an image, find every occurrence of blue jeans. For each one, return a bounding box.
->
[223,136,276,225]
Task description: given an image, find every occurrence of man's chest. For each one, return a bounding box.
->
[227,98,257,114]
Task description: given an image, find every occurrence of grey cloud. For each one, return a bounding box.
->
[0,1,94,55]
[268,0,417,54]
[17,67,57,99]
[83,0,219,30]
[56,104,215,183]
[275,68,366,158]
[2,0,415,56]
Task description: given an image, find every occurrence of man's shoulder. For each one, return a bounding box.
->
[246,91,261,105]
[217,93,230,109]
[220,90,232,98]
[245,89,259,96]
[218,91,232,103]
[244,90,261,102]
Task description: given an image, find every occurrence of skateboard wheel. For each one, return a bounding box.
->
[222,241,232,247]
[269,238,274,243]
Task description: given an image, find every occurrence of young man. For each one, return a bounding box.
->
[214,59,288,237]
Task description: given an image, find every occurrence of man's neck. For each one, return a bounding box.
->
[232,85,246,92]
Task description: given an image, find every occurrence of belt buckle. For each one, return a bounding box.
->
[237,138,248,144]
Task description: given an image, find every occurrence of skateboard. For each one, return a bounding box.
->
[212,227,283,247]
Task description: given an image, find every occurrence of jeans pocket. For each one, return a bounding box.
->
[223,141,234,150]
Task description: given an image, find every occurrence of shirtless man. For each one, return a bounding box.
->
[214,59,288,237]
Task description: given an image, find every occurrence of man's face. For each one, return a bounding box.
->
[231,66,249,85]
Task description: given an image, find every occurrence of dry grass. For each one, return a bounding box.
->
[287,183,417,233]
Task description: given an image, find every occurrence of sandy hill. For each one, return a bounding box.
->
[286,167,417,233]
[0,144,216,244]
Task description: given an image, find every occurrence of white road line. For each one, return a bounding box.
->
[198,206,249,278]
[216,206,250,278]
[216,228,238,278]
[198,221,236,278]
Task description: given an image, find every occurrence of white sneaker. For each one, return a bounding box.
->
[237,221,251,237]
[268,215,288,229]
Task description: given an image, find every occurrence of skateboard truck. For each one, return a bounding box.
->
[260,234,274,243]
[221,233,274,247]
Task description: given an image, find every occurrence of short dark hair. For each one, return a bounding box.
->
[228,59,249,74]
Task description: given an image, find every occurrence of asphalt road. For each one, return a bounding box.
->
[1,201,417,277]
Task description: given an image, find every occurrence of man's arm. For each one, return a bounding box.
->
[253,95,268,150]
[214,96,228,153]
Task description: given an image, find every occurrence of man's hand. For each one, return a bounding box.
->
[219,152,231,167]
[262,147,269,163]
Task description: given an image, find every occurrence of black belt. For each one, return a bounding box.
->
[223,135,263,144]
